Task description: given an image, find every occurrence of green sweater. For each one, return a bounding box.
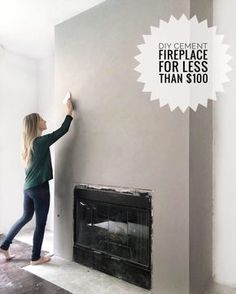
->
[24,115,73,190]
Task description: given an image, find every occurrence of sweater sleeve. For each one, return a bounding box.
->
[42,115,73,146]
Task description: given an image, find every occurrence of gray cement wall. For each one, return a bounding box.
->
[189,1,213,294]
[54,1,212,293]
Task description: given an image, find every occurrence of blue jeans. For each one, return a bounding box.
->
[0,181,50,261]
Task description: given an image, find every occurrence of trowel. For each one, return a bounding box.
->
[63,91,71,104]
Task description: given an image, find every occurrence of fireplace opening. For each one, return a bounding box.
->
[73,184,152,289]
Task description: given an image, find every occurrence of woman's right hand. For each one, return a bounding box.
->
[66,98,74,116]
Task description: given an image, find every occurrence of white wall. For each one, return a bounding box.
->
[213,0,236,286]
[0,49,38,233]
[0,48,55,235]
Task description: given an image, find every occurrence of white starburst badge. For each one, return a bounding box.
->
[134,15,232,112]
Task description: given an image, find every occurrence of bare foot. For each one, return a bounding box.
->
[0,248,15,260]
[30,255,51,265]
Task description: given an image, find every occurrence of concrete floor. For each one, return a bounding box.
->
[17,229,236,294]
[17,228,150,294]
[0,233,70,294]
[204,282,236,294]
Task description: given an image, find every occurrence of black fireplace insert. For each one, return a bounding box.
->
[73,184,152,289]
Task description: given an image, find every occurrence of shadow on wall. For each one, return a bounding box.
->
[55,113,80,199]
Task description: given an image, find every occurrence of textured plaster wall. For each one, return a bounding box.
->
[54,1,212,293]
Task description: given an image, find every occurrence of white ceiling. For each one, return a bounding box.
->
[0,0,105,59]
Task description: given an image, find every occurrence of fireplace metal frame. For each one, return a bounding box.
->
[73,183,153,289]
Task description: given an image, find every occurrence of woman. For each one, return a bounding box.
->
[0,98,74,265]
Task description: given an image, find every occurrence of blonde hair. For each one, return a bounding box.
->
[21,113,41,168]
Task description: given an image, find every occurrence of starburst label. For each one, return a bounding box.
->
[134,15,232,112]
